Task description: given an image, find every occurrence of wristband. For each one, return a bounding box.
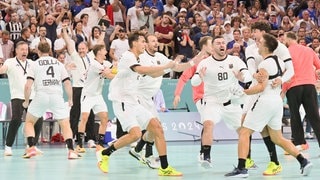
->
[189,60,195,66]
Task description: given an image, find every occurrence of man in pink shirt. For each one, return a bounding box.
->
[283,31,320,150]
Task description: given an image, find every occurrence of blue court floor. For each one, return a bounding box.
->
[0,139,319,180]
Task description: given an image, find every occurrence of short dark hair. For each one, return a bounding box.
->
[21,27,30,35]
[80,13,88,19]
[251,22,271,33]
[128,32,145,48]
[38,42,51,53]
[92,44,105,56]
[262,33,278,53]
[212,35,224,42]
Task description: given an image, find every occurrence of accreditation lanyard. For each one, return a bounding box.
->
[81,55,90,70]
[16,57,28,75]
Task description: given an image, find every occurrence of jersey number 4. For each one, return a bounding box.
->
[46,66,55,78]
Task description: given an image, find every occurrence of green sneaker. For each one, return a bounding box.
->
[245,158,258,169]
[158,166,182,176]
[263,162,282,176]
[97,152,109,173]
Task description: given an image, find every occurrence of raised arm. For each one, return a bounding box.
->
[61,26,76,55]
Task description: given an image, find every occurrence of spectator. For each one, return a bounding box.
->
[110,0,127,28]
[6,12,22,41]
[145,0,164,16]
[75,0,106,29]
[126,0,142,33]
[280,16,294,32]
[28,23,39,42]
[164,0,178,16]
[223,20,233,44]
[193,21,210,51]
[0,30,14,70]
[17,0,36,28]
[138,4,157,34]
[293,10,316,32]
[297,27,312,44]
[109,26,129,63]
[155,12,174,58]
[242,26,255,45]
[70,0,86,17]
[80,13,91,38]
[30,26,53,56]
[176,23,194,62]
[190,0,211,21]
[153,89,169,113]
[226,29,247,53]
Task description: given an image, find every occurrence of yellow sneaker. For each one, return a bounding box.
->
[158,166,183,176]
[263,162,282,176]
[245,158,258,169]
[97,153,109,173]
[76,145,86,153]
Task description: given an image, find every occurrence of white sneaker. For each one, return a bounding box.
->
[143,156,160,169]
[129,148,143,162]
[198,153,204,162]
[4,145,12,156]
[87,140,96,148]
[305,133,314,139]
[200,159,213,169]
[68,151,81,159]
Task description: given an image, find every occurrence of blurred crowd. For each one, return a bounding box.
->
[0,0,319,79]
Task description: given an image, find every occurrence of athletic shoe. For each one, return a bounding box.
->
[143,156,160,169]
[198,153,204,162]
[224,167,249,178]
[245,158,258,169]
[22,146,36,159]
[305,133,314,139]
[263,162,282,176]
[297,143,309,151]
[301,160,313,176]
[129,148,143,162]
[200,158,213,168]
[4,145,12,156]
[284,143,309,155]
[35,147,44,155]
[87,140,96,148]
[158,166,182,176]
[76,145,86,153]
[96,145,105,162]
[97,152,110,173]
[68,151,81,159]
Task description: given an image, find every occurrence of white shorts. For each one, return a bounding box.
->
[242,94,260,114]
[243,95,283,132]
[28,92,68,120]
[195,99,203,114]
[138,95,158,118]
[201,100,242,130]
[113,101,153,132]
[81,95,108,114]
